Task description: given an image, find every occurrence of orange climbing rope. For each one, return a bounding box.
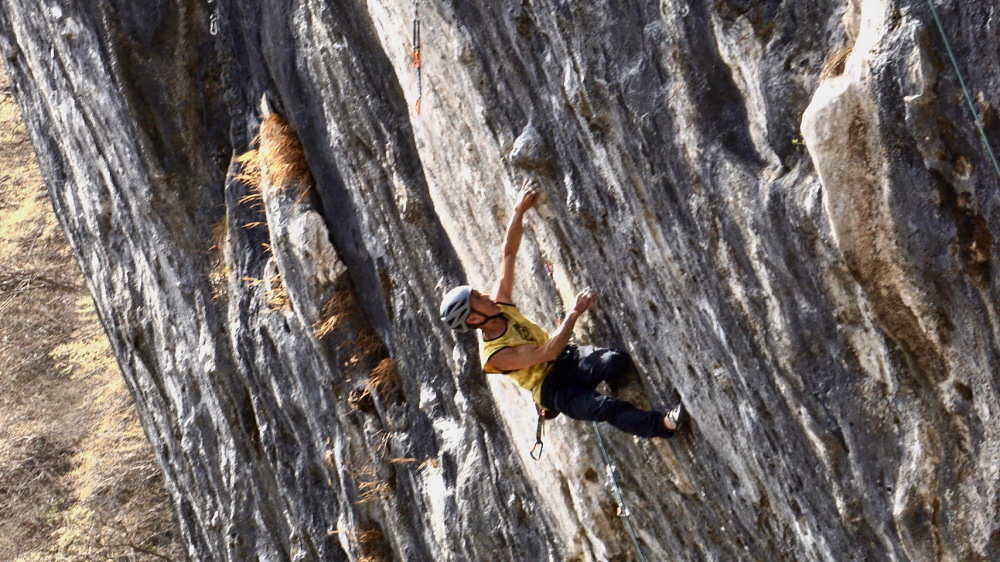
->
[411,1,422,115]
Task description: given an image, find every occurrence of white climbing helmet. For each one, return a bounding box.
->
[440,285,474,332]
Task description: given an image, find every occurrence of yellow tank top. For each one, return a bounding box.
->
[479,304,553,405]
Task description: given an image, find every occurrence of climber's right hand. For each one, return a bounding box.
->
[572,287,597,315]
[514,178,541,214]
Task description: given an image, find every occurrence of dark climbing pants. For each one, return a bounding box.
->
[539,345,673,439]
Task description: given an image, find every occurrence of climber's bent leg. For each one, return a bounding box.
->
[559,345,633,390]
[541,378,672,439]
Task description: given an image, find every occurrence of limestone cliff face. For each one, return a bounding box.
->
[1,0,998,559]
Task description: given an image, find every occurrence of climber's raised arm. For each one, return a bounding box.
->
[492,178,540,304]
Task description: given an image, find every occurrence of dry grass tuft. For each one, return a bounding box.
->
[389,457,440,473]
[230,113,314,202]
[329,521,392,562]
[314,290,354,339]
[232,149,262,191]
[356,521,391,562]
[241,275,264,287]
[370,430,391,457]
[257,113,314,195]
[265,273,291,311]
[352,328,387,362]
[368,359,399,399]
[351,464,391,505]
[820,46,853,81]
[208,217,231,300]
[240,274,292,312]
[341,327,389,368]
[356,479,391,505]
[347,387,375,414]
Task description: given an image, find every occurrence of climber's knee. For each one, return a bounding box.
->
[593,395,627,423]
[604,350,632,375]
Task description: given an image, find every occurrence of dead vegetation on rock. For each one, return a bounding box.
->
[232,112,314,201]
[228,111,319,312]
[820,46,853,81]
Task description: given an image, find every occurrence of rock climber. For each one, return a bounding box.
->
[440,179,685,439]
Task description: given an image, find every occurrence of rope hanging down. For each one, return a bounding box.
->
[926,0,1000,180]
[411,1,423,115]
[594,422,648,562]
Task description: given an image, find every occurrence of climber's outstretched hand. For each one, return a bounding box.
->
[514,178,541,214]
[572,287,597,316]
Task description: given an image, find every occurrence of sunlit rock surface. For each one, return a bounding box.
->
[1,0,998,559]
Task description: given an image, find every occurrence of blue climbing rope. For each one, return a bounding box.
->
[593,421,648,562]
[926,0,1000,180]
[543,262,647,560]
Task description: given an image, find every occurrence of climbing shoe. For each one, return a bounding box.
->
[664,403,687,436]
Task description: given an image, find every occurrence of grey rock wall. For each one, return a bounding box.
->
[1,0,998,560]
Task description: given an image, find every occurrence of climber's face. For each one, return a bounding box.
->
[465,289,500,327]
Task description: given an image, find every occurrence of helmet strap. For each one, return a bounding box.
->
[467,311,503,329]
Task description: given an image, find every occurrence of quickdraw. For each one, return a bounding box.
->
[531,406,560,460]
[208,0,218,36]
[530,414,545,460]
[411,1,423,115]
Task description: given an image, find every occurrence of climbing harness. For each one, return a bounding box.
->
[542,261,647,561]
[926,0,1000,180]
[411,1,423,115]
[594,422,648,562]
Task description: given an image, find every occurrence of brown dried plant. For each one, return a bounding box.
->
[419,458,441,470]
[265,273,291,311]
[348,386,375,414]
[241,276,265,287]
[351,464,391,505]
[231,112,313,209]
[241,275,291,311]
[257,113,314,196]
[355,521,391,562]
[329,522,391,562]
[353,328,387,362]
[233,149,262,191]
[388,457,440,472]
[368,359,399,399]
[370,430,392,457]
[820,46,853,81]
[356,479,391,505]
[208,217,231,300]
[314,289,354,339]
